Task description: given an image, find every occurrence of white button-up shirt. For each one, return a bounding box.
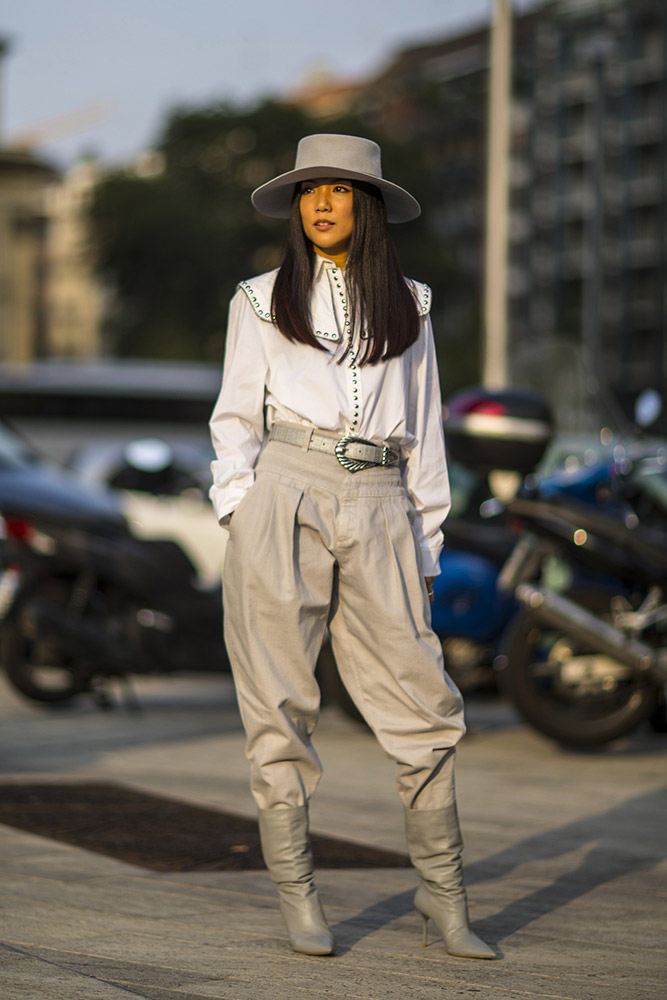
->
[209,256,451,576]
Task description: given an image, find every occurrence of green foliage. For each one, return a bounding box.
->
[89,97,472,380]
[91,100,310,360]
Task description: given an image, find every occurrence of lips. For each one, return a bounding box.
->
[314,221,334,229]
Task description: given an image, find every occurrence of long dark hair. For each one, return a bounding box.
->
[271,182,420,365]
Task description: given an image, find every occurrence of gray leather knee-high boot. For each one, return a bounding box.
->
[405,805,495,959]
[257,806,335,956]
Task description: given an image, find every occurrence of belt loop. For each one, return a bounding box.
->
[301,428,313,452]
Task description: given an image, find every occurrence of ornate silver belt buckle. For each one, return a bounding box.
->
[334,435,398,473]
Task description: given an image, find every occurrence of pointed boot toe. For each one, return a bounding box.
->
[288,928,335,956]
[278,885,336,955]
[445,926,496,960]
[416,884,496,960]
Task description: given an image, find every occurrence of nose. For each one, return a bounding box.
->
[315,186,332,211]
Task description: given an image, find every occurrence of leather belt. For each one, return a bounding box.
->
[269,423,400,473]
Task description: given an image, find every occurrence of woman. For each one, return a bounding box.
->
[209,134,494,960]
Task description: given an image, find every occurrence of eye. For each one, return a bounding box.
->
[300,184,315,195]
[334,185,351,193]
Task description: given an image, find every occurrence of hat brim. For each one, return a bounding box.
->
[251,166,421,224]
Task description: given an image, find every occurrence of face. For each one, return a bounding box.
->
[299,178,354,263]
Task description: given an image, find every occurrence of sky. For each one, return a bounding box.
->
[1,0,535,169]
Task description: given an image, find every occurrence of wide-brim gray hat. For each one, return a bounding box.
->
[251,133,421,224]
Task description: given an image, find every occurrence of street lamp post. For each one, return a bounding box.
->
[483,0,513,389]
[581,30,612,427]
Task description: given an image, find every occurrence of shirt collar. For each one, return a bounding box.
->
[312,254,345,282]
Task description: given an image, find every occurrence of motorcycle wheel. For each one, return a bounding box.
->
[2,576,93,704]
[500,587,660,748]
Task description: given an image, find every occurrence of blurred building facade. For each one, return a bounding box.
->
[0,149,57,362]
[510,0,667,428]
[0,152,104,364]
[0,38,104,364]
[43,159,105,359]
[292,0,667,430]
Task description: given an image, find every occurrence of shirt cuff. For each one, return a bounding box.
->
[209,475,254,523]
[420,544,442,578]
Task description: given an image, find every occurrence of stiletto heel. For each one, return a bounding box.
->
[421,912,429,947]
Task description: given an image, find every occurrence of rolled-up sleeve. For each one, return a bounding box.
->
[404,315,451,577]
[209,289,269,523]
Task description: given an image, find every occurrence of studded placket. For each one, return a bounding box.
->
[327,264,361,439]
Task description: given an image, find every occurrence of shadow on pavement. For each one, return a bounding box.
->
[468,783,667,943]
[332,784,667,950]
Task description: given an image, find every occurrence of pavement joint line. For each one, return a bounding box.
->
[2,939,284,979]
[0,942,164,1000]
[109,976,384,1000]
[1,988,151,1000]
[102,984,248,1000]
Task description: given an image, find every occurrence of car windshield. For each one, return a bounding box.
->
[0,421,40,469]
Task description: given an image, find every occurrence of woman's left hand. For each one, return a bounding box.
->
[425,577,435,603]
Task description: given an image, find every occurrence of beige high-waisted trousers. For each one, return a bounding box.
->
[222,438,465,811]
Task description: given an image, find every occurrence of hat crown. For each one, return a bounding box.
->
[294,134,383,180]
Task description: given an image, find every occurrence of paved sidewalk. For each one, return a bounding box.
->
[0,673,666,1000]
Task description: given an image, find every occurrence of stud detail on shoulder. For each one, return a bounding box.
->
[239,279,276,322]
[420,284,432,314]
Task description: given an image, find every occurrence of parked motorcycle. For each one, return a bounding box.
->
[0,421,230,704]
[431,386,667,709]
[431,386,554,692]
[431,460,615,693]
[495,454,667,747]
